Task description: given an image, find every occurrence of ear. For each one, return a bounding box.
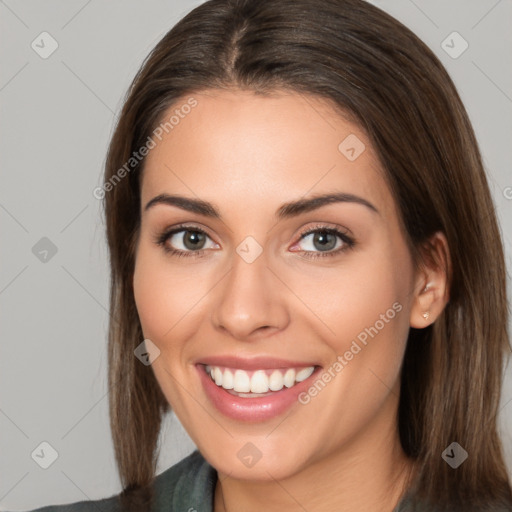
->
[409,231,451,328]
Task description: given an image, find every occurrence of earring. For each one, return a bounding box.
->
[422,284,431,321]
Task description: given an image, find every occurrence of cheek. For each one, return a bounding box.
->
[346,247,412,372]
[132,242,214,350]
[303,241,413,372]
[133,243,183,342]
[311,253,409,332]
[303,247,413,422]
[133,252,165,339]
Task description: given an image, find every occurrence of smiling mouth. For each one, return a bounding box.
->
[202,364,319,397]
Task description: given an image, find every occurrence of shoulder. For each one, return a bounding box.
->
[152,448,217,511]
[392,492,512,512]
[16,450,216,512]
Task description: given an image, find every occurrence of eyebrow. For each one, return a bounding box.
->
[144,191,379,219]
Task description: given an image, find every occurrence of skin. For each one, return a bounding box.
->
[132,89,450,512]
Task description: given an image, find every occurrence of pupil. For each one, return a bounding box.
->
[314,232,336,251]
[184,231,205,250]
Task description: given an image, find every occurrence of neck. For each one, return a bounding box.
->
[214,398,417,512]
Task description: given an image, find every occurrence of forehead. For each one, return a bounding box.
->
[141,89,395,220]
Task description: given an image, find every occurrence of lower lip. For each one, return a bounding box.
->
[196,364,321,422]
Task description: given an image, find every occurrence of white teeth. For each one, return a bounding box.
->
[268,370,284,391]
[222,369,234,389]
[205,365,316,394]
[283,368,295,388]
[213,367,223,386]
[295,366,314,382]
[233,369,251,392]
[250,370,269,393]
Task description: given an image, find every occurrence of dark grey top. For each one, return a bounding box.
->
[19,449,421,511]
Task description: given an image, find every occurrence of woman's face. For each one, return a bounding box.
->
[133,89,419,480]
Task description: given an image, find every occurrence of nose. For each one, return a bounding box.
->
[210,245,290,341]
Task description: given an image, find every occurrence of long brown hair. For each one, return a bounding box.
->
[102,0,512,509]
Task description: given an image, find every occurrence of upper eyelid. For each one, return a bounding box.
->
[164,223,215,241]
[298,223,353,237]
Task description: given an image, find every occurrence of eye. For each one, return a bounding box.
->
[154,223,356,260]
[154,224,218,258]
[291,224,356,259]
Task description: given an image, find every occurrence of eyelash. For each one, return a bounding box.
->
[154,223,356,260]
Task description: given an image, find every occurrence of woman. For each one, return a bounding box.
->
[24,0,512,510]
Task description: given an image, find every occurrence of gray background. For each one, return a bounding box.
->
[0,0,511,510]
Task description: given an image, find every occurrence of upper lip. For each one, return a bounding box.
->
[196,355,320,371]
